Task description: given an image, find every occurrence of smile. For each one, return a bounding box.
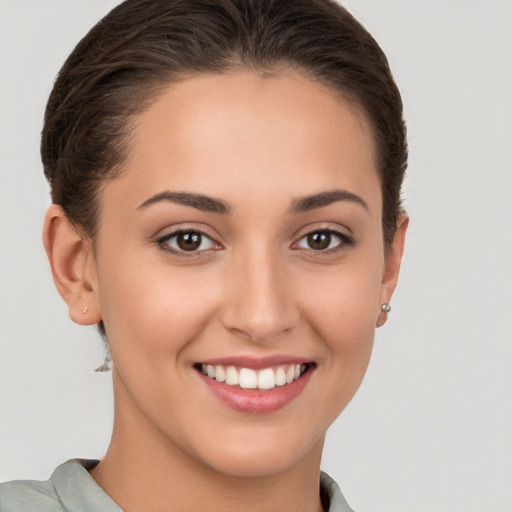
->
[198,363,308,390]
[195,357,315,413]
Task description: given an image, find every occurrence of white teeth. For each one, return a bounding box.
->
[239,368,257,389]
[257,368,275,390]
[275,367,286,386]
[225,366,239,386]
[215,365,225,382]
[200,363,310,390]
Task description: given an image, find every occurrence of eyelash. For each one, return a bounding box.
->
[293,229,355,254]
[157,229,221,256]
[156,228,354,256]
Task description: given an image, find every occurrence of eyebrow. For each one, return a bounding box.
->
[137,188,368,215]
[138,191,230,214]
[290,189,369,214]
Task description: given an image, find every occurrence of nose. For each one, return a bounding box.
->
[220,246,299,343]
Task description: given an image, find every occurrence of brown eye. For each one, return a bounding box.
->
[177,232,202,251]
[295,229,353,252]
[307,231,332,250]
[160,230,217,253]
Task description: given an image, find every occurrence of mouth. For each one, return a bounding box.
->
[194,362,312,391]
[193,359,315,413]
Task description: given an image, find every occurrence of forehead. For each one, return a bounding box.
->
[103,70,380,214]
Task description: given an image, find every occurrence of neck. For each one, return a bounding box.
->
[90,376,326,512]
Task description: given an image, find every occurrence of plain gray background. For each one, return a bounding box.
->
[1,1,511,511]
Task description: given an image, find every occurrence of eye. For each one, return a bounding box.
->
[295,230,352,252]
[159,230,218,253]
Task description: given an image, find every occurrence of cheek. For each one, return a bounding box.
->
[303,259,382,339]
[312,284,376,378]
[95,263,222,419]
[300,258,382,396]
[96,259,219,360]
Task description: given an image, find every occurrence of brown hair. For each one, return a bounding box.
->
[42,0,407,247]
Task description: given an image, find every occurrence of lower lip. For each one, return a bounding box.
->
[198,368,313,413]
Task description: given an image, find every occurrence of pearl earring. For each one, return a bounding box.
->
[381,303,391,313]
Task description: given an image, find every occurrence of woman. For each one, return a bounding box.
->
[0,0,407,510]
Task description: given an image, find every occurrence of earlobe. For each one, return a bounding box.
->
[376,214,408,327]
[43,204,101,326]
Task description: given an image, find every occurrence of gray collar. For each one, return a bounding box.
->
[50,459,354,512]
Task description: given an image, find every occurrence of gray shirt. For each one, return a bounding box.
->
[0,459,354,511]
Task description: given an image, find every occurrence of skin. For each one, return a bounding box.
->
[44,70,407,512]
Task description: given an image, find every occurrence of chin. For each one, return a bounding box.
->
[188,428,325,479]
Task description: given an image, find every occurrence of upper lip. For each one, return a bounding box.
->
[197,355,313,370]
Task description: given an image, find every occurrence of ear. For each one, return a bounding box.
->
[43,204,102,326]
[376,214,409,327]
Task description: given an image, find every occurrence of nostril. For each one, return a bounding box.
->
[220,305,300,343]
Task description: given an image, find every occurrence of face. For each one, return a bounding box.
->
[85,70,402,477]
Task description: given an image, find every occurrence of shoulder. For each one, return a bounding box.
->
[0,459,121,512]
[0,478,62,512]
